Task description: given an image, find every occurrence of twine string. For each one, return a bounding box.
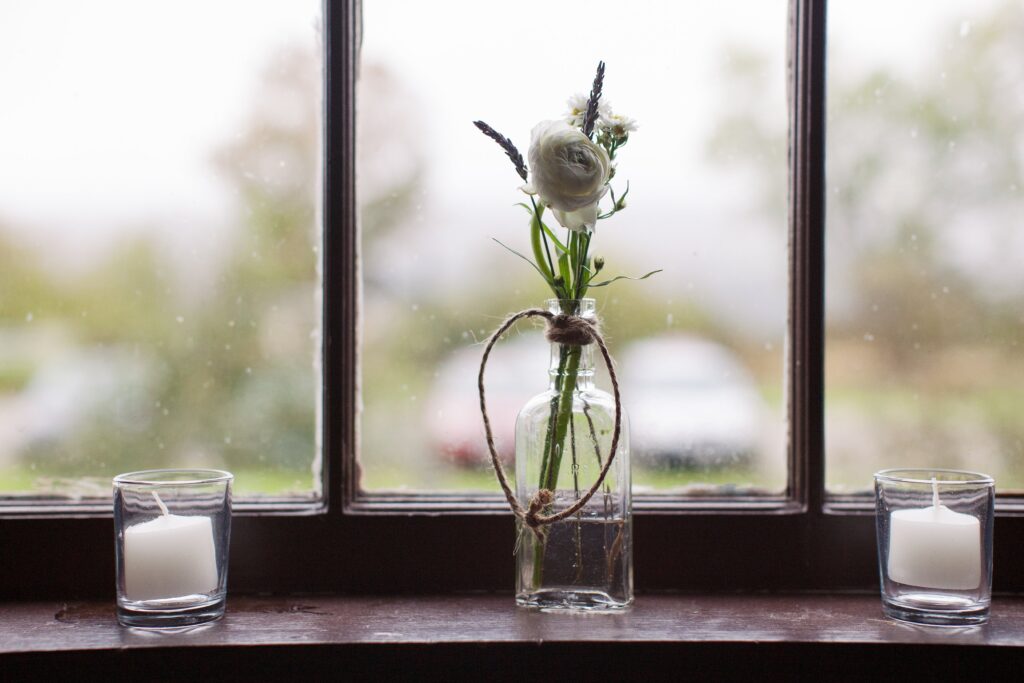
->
[477,308,623,539]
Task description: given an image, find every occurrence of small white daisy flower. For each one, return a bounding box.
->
[565,94,613,128]
[598,111,638,138]
[564,93,589,127]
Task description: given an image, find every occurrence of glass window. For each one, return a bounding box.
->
[0,1,323,499]
[358,0,789,495]
[826,0,1024,492]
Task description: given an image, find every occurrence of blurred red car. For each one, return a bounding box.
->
[426,335,549,467]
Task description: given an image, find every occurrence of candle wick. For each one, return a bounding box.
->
[931,477,940,509]
[152,491,170,516]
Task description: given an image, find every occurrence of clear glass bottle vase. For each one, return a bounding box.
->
[515,298,632,610]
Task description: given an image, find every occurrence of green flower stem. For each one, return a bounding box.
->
[542,344,582,493]
[575,232,592,298]
[533,337,583,589]
[529,211,555,286]
[529,198,558,290]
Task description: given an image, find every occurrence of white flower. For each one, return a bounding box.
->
[525,120,611,233]
[564,94,613,128]
[564,93,589,127]
[598,111,638,137]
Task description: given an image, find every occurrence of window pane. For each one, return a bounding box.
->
[0,2,323,499]
[826,0,1024,492]
[358,1,788,495]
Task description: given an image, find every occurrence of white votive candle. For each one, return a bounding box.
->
[887,479,981,590]
[123,497,218,601]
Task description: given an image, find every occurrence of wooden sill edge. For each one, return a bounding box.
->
[3,592,1024,655]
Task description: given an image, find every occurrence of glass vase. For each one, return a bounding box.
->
[515,298,632,610]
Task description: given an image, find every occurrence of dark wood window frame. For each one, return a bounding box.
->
[1,0,1022,601]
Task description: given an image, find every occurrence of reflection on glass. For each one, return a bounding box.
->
[0,2,323,498]
[826,0,1024,492]
[358,1,788,494]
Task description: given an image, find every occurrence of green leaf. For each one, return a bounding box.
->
[529,213,555,282]
[493,238,555,285]
[615,180,630,208]
[598,181,631,220]
[540,220,567,254]
[557,249,573,292]
[587,269,663,288]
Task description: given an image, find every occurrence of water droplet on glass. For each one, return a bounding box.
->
[176,316,185,323]
[25,312,33,322]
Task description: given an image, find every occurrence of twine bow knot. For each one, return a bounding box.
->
[544,314,598,346]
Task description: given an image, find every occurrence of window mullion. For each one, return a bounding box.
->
[789,0,828,514]
[325,0,359,515]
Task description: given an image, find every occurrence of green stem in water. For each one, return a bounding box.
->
[543,343,581,492]
[570,411,584,584]
[536,345,569,497]
[533,326,584,589]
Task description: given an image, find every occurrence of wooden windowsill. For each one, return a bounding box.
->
[3,593,1023,679]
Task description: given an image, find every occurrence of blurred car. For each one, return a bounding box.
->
[426,336,549,467]
[619,334,762,468]
[427,331,764,471]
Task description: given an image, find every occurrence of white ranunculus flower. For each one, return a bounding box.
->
[526,120,611,232]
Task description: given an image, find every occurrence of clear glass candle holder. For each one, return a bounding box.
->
[113,469,233,628]
[874,469,994,626]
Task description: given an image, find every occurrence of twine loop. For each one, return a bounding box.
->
[477,308,622,541]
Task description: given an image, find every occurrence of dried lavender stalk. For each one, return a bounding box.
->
[473,120,528,182]
[582,61,605,138]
